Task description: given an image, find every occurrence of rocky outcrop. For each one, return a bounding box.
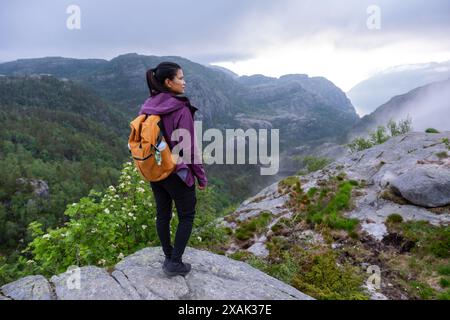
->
[0,247,312,300]
[222,132,450,256]
[16,178,50,199]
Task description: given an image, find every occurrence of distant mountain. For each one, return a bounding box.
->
[206,65,239,79]
[0,54,246,127]
[347,60,450,116]
[349,78,450,138]
[234,73,358,149]
[0,53,360,201]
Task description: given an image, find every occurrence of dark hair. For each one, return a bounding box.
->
[146,61,182,97]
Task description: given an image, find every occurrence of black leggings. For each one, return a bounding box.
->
[150,172,196,263]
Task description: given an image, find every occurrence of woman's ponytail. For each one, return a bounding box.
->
[146,62,181,97]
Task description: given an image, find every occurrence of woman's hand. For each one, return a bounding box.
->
[197,184,205,190]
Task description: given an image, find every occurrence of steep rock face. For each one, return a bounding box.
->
[235,73,359,149]
[0,247,312,300]
[221,132,450,256]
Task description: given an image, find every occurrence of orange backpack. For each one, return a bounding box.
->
[128,114,178,182]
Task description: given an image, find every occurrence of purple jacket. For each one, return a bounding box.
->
[138,92,207,188]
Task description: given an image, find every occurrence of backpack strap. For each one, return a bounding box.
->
[156,119,166,150]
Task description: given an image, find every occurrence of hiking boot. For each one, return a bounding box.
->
[163,256,171,269]
[163,260,191,277]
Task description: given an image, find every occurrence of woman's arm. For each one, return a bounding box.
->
[175,107,208,187]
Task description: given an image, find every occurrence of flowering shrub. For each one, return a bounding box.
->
[22,162,229,277]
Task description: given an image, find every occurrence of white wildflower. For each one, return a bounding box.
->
[108,186,116,191]
[139,180,145,184]
[91,228,97,234]
[26,260,35,265]
[104,208,110,214]
[128,212,134,217]
[114,195,119,198]
[132,205,138,210]
[141,225,147,230]
[197,236,202,242]
[42,234,51,240]
[136,187,145,193]
[133,216,137,221]
[98,259,106,265]
[118,253,125,260]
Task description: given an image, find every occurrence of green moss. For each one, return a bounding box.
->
[438,265,450,276]
[398,221,449,258]
[440,278,450,288]
[386,213,404,224]
[437,289,450,300]
[307,187,319,197]
[443,138,450,150]
[410,281,436,299]
[278,176,299,189]
[436,151,449,159]
[348,180,359,186]
[228,250,254,262]
[305,180,359,232]
[302,156,331,173]
[235,211,272,241]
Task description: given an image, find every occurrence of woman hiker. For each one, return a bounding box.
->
[138,61,208,277]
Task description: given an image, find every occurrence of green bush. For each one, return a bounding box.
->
[261,244,369,300]
[443,138,450,150]
[1,162,229,282]
[348,118,412,153]
[425,128,440,133]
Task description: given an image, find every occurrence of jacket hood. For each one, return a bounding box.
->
[138,92,198,116]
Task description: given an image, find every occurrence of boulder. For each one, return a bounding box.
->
[390,166,450,207]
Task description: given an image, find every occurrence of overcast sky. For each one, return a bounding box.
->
[1,0,449,91]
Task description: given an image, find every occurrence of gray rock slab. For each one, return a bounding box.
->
[0,275,53,300]
[50,266,131,300]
